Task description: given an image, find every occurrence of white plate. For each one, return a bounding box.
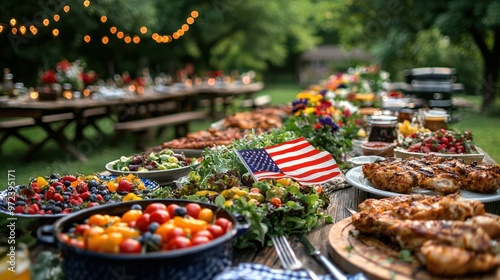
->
[345,166,500,203]
[105,160,196,185]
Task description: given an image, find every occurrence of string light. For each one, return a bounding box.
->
[0,3,199,46]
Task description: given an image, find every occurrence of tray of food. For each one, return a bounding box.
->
[0,173,158,218]
[329,194,500,279]
[396,129,484,164]
[345,154,500,202]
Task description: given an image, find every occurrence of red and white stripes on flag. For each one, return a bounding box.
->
[236,137,341,185]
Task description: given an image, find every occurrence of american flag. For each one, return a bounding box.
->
[236,137,341,185]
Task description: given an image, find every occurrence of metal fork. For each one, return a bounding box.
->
[271,235,320,280]
[344,205,357,215]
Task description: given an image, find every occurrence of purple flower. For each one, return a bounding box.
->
[319,89,328,96]
[292,99,308,113]
[319,116,340,133]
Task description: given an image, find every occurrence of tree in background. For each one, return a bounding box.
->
[328,0,500,113]
[0,0,322,84]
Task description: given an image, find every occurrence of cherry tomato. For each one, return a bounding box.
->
[173,216,207,233]
[83,226,105,239]
[59,233,71,244]
[155,223,176,243]
[166,236,192,250]
[87,214,109,227]
[101,232,123,253]
[166,227,186,241]
[185,203,201,219]
[149,209,171,224]
[192,229,214,240]
[198,208,214,223]
[69,238,85,249]
[74,224,91,236]
[167,204,180,218]
[87,233,109,252]
[119,238,142,254]
[135,213,151,232]
[145,203,168,214]
[207,224,224,238]
[270,197,282,207]
[121,209,143,223]
[215,217,233,233]
[191,235,211,246]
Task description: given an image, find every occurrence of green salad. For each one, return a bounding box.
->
[148,129,332,249]
[113,148,198,172]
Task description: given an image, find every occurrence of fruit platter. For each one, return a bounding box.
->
[105,148,200,185]
[0,173,158,218]
[395,128,485,164]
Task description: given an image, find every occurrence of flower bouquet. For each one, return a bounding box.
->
[283,89,364,165]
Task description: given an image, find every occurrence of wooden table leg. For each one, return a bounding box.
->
[23,120,88,162]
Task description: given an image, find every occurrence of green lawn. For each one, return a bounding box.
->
[0,84,498,190]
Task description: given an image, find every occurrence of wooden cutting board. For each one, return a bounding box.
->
[327,217,500,280]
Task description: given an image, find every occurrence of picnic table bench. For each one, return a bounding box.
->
[113,111,209,150]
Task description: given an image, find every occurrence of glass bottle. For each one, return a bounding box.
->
[2,68,14,97]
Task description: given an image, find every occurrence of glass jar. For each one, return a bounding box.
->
[367,115,398,143]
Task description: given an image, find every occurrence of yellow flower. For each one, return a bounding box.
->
[122,193,142,202]
[304,107,316,115]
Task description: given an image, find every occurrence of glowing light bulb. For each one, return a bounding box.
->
[187,17,194,24]
[117,31,124,39]
[191,11,199,18]
[52,29,59,36]
[124,36,131,43]
[54,14,60,21]
[83,0,90,8]
[110,27,117,34]
[10,18,16,26]
[182,24,189,31]
[100,16,107,23]
[102,36,109,44]
[133,36,140,43]
[63,5,70,12]
[43,19,50,26]
[140,26,147,34]
[84,35,91,42]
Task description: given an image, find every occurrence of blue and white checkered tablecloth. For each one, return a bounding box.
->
[214,263,334,280]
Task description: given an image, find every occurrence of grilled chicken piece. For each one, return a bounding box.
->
[362,155,500,194]
[390,220,492,252]
[465,164,500,193]
[358,193,484,220]
[466,214,500,238]
[352,194,486,236]
[419,241,500,277]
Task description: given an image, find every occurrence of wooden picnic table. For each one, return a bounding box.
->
[0,90,196,162]
[0,83,265,162]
